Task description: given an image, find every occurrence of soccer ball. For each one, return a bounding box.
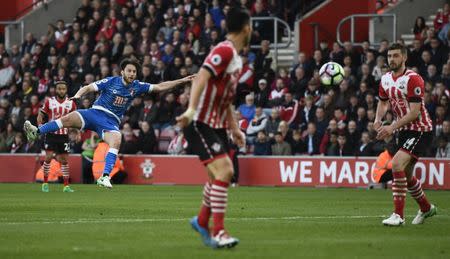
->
[319,62,345,87]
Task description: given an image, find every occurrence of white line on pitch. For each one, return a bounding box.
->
[0,215,435,225]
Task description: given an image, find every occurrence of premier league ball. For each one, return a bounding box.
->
[319,62,345,87]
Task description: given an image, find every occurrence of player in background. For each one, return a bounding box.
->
[37,81,76,193]
[375,43,437,226]
[25,59,195,189]
[176,8,250,248]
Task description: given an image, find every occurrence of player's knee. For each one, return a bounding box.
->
[110,137,121,149]
[392,159,405,172]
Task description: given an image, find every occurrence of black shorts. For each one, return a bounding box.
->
[44,133,70,154]
[184,121,229,164]
[397,130,432,160]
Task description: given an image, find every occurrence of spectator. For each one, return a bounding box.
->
[138,121,157,154]
[254,78,270,108]
[356,131,374,156]
[320,93,335,120]
[291,129,306,155]
[428,37,448,70]
[325,131,339,156]
[269,78,288,107]
[408,39,424,69]
[0,58,15,88]
[304,122,321,155]
[0,123,16,152]
[290,67,309,99]
[265,108,280,139]
[246,107,268,144]
[254,130,271,156]
[271,131,292,156]
[154,92,178,131]
[435,135,450,158]
[299,96,316,131]
[9,132,27,153]
[314,107,328,138]
[278,92,299,126]
[413,16,428,40]
[278,120,293,145]
[347,120,360,151]
[438,22,450,45]
[209,0,225,28]
[254,40,274,79]
[120,123,138,154]
[238,94,256,122]
[337,133,353,156]
[434,3,450,32]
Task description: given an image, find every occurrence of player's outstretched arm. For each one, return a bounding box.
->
[152,74,196,92]
[176,69,209,128]
[70,84,97,100]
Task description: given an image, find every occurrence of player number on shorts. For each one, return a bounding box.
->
[64,143,70,152]
[403,137,416,150]
[114,96,126,105]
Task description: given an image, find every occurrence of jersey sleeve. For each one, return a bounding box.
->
[202,45,233,77]
[378,81,388,101]
[406,75,424,102]
[41,99,50,114]
[70,100,77,112]
[93,77,113,91]
[136,81,154,95]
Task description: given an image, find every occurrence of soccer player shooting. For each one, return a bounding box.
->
[24,59,195,189]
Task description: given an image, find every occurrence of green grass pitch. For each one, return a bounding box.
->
[0,184,448,258]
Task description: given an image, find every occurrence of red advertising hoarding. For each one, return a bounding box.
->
[0,155,448,190]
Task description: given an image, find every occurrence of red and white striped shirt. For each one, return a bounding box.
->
[379,70,433,132]
[41,97,76,135]
[195,40,242,129]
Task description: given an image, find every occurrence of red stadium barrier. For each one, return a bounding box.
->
[0,155,448,189]
[0,154,82,183]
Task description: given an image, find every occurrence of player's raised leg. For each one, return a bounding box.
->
[24,112,83,142]
[382,150,410,226]
[96,131,121,188]
[41,150,53,192]
[405,161,437,224]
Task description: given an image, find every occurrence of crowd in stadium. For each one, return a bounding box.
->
[0,0,448,158]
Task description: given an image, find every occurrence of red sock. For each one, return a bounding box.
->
[407,177,431,212]
[392,171,407,218]
[43,161,50,183]
[211,180,229,236]
[198,182,212,228]
[61,163,69,186]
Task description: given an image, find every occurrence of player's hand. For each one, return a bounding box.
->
[176,108,195,129]
[69,94,81,101]
[373,120,382,131]
[376,125,393,140]
[181,74,196,83]
[232,129,246,148]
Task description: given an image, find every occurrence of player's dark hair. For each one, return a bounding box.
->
[226,8,250,33]
[54,81,68,87]
[120,58,141,72]
[388,43,407,56]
